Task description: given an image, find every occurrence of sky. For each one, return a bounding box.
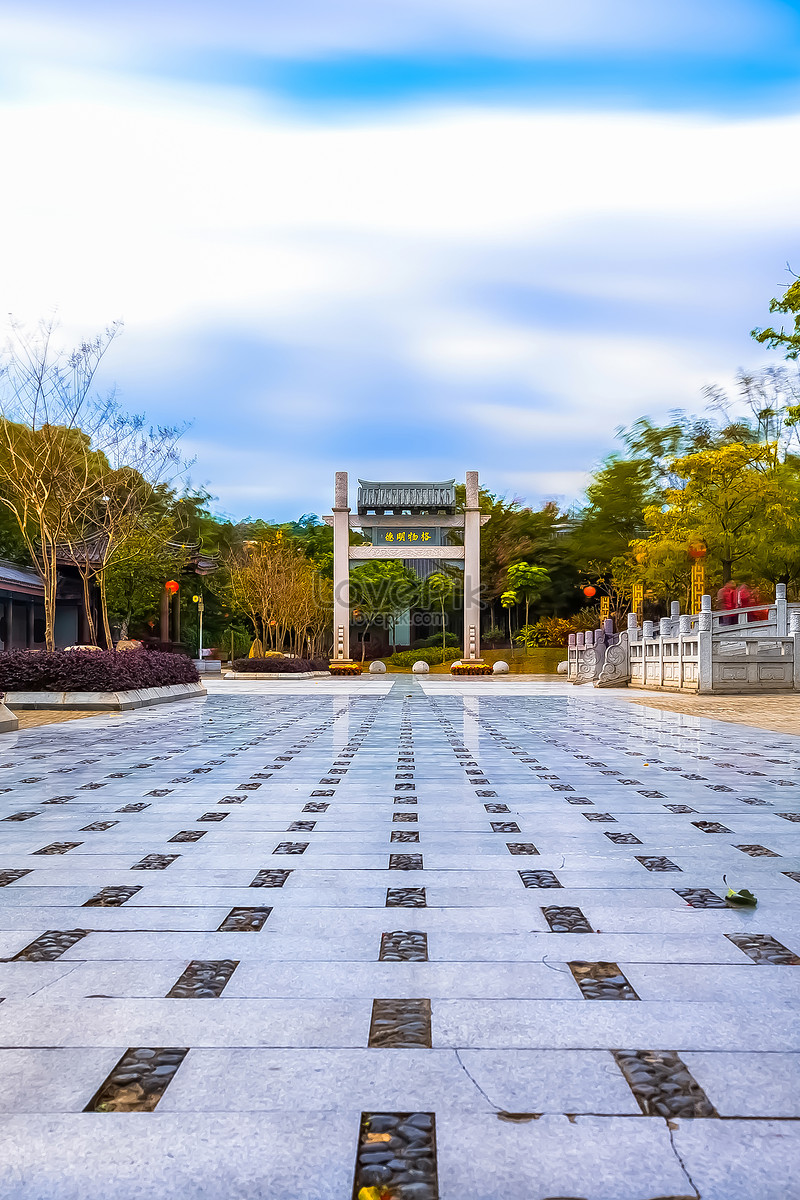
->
[1,1,800,521]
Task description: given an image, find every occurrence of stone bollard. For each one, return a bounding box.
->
[369,661,387,673]
[492,660,509,674]
[412,661,430,674]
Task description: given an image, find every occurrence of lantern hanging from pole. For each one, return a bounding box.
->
[582,585,596,598]
[165,580,179,595]
[687,541,707,561]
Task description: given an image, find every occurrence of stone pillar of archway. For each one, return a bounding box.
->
[332,471,351,661]
[463,470,482,661]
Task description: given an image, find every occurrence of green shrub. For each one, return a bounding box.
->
[388,646,461,667]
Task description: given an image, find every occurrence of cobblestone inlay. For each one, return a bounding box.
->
[250,869,292,887]
[147,789,172,797]
[368,999,432,1048]
[273,842,309,855]
[353,1111,438,1199]
[664,805,695,814]
[506,842,538,855]
[34,842,82,855]
[613,1050,718,1118]
[735,844,780,857]
[85,1047,189,1112]
[393,814,418,826]
[117,802,150,813]
[605,832,643,844]
[490,821,520,833]
[778,812,800,822]
[783,871,800,884]
[168,830,207,843]
[218,907,272,932]
[391,831,420,843]
[692,821,732,834]
[386,887,427,907]
[288,821,316,832]
[198,812,228,822]
[566,797,593,805]
[518,869,562,888]
[674,887,727,908]
[484,803,510,813]
[3,811,39,822]
[394,797,418,806]
[84,886,143,907]
[542,905,593,932]
[583,813,616,822]
[219,796,246,804]
[131,854,180,870]
[80,821,118,832]
[390,854,423,870]
[167,959,239,997]
[310,789,334,797]
[11,929,89,961]
[635,856,681,872]
[379,931,428,961]
[569,961,639,1000]
[0,869,31,887]
[740,797,771,806]
[44,796,74,805]
[725,933,800,964]
[303,802,329,813]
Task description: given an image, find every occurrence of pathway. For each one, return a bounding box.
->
[0,676,797,1199]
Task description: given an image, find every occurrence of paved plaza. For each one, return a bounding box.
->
[0,676,798,1198]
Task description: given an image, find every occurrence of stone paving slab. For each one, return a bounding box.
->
[0,676,797,1196]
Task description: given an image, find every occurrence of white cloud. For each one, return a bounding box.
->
[0,64,795,515]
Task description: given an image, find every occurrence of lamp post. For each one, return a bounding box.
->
[193,593,204,658]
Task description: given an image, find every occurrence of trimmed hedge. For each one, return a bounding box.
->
[388,647,461,668]
[0,649,199,693]
[232,656,328,674]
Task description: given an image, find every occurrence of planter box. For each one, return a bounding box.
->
[5,682,207,711]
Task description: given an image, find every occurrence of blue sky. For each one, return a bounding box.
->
[1,0,799,519]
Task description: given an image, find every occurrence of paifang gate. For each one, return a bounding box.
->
[323,472,489,663]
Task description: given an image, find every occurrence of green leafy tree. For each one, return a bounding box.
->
[349,561,420,659]
[500,589,517,648]
[752,273,800,359]
[419,571,456,662]
[506,562,550,630]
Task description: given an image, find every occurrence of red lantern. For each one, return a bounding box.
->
[582,585,596,598]
[687,541,707,561]
[165,580,179,595]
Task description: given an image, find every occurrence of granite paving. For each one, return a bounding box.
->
[0,674,797,1198]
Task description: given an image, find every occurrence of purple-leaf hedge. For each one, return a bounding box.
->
[0,650,199,692]
[232,656,328,673]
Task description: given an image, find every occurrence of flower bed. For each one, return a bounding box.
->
[232,656,327,674]
[0,649,199,692]
[329,663,362,676]
[451,662,493,676]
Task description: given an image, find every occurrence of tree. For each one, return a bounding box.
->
[349,561,420,658]
[0,317,121,648]
[635,443,784,592]
[500,589,517,648]
[419,571,455,662]
[506,562,550,630]
[752,273,800,359]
